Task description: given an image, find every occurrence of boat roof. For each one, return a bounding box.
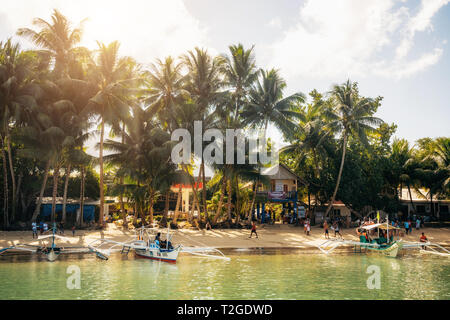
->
[361,223,400,230]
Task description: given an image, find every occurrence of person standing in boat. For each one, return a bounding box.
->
[249,222,258,239]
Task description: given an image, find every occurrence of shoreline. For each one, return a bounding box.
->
[1,223,449,252]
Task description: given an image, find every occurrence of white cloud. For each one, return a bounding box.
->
[269,0,449,80]
[0,0,209,65]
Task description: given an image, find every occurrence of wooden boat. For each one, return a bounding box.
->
[318,221,403,258]
[0,223,89,262]
[88,226,230,263]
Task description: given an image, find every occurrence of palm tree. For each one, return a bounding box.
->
[221,43,259,124]
[88,41,140,226]
[243,69,304,137]
[324,80,383,217]
[181,48,224,223]
[17,9,86,78]
[0,39,39,223]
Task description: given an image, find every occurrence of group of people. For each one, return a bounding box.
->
[31,221,76,238]
[323,220,342,239]
[31,222,48,238]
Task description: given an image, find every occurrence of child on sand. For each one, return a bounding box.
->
[249,222,258,239]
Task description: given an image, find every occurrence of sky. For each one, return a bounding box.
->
[1,0,449,151]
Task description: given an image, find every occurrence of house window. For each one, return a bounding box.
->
[271,181,275,192]
[333,209,341,216]
[283,185,288,193]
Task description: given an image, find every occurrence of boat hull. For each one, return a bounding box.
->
[135,246,181,264]
[367,241,402,258]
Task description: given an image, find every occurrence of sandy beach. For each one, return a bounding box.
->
[1,223,449,251]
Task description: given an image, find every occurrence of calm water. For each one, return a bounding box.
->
[0,249,449,300]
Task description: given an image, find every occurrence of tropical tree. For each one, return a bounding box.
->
[243,69,304,137]
[181,48,224,223]
[0,39,40,224]
[88,41,140,226]
[17,9,86,78]
[323,80,383,217]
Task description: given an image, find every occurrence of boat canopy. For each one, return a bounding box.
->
[361,223,400,231]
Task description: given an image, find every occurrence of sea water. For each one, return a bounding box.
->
[0,249,449,300]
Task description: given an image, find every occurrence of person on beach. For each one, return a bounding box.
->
[404,220,409,235]
[420,232,428,249]
[43,222,48,234]
[249,222,258,239]
[408,219,413,234]
[416,218,421,230]
[333,221,342,238]
[32,222,38,239]
[39,221,44,235]
[72,225,75,236]
[58,222,64,235]
[323,220,330,239]
[306,221,311,236]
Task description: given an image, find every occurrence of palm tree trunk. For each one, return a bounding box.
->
[120,121,127,228]
[325,133,348,217]
[173,185,182,225]
[62,164,71,223]
[407,184,416,214]
[235,177,240,225]
[79,166,85,227]
[212,177,226,225]
[201,161,208,224]
[32,159,51,222]
[99,116,105,227]
[149,189,154,225]
[161,190,170,227]
[247,180,258,225]
[51,164,60,223]
[182,164,200,222]
[1,141,9,228]
[227,178,232,223]
[6,134,16,222]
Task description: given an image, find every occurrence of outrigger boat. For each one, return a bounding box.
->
[0,223,88,262]
[88,226,230,263]
[318,221,403,258]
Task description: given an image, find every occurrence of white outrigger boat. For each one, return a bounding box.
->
[88,226,230,263]
[0,223,88,262]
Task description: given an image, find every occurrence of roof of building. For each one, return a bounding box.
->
[261,163,301,181]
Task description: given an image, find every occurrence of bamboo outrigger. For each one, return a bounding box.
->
[0,223,89,261]
[317,220,450,258]
[318,221,403,258]
[88,226,230,263]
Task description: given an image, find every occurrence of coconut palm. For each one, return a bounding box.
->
[17,9,86,78]
[243,69,304,137]
[181,48,224,223]
[0,39,40,223]
[323,80,383,217]
[88,41,140,226]
[221,43,259,124]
